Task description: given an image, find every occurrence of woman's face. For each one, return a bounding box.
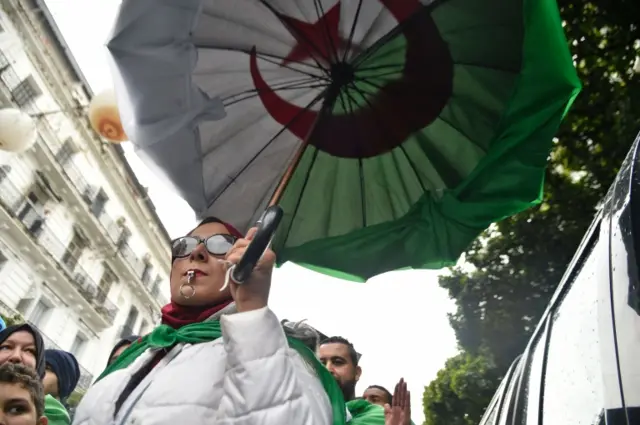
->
[0,332,37,370]
[170,222,234,306]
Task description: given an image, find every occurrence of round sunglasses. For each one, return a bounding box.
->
[171,234,238,258]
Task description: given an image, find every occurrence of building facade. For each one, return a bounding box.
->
[0,0,172,391]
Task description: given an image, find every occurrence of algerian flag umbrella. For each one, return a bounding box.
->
[106,0,580,281]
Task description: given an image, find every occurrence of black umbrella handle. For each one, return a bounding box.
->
[230,205,283,284]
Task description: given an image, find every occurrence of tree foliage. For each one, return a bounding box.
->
[0,313,23,328]
[66,389,85,408]
[422,352,500,425]
[423,0,640,423]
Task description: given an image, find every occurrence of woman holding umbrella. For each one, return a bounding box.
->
[107,0,580,282]
[72,218,343,425]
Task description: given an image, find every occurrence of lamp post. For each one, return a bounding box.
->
[0,88,128,153]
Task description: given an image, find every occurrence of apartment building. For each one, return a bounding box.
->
[0,0,172,390]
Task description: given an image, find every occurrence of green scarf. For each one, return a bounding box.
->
[346,399,416,425]
[44,395,70,425]
[97,321,346,425]
[346,399,385,424]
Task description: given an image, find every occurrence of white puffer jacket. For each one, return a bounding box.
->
[72,305,333,425]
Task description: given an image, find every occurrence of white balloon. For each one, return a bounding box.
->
[88,88,127,143]
[0,108,37,153]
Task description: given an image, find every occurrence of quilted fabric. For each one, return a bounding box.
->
[72,307,332,425]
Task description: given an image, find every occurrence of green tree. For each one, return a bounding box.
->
[423,352,500,425]
[423,0,640,423]
[0,312,23,328]
[66,389,85,408]
[441,170,599,370]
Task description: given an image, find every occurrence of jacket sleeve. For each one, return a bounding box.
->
[216,306,333,425]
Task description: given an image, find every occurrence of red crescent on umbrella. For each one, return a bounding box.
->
[249,0,453,159]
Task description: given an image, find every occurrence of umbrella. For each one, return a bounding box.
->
[106,0,580,281]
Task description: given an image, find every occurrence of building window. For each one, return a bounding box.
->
[90,188,109,219]
[0,165,11,184]
[11,75,42,108]
[69,333,88,359]
[139,319,149,335]
[17,190,48,237]
[15,297,33,315]
[0,250,7,272]
[141,262,152,286]
[97,264,117,304]
[29,298,52,328]
[61,229,89,272]
[17,192,41,220]
[151,275,162,297]
[121,306,139,338]
[54,138,77,167]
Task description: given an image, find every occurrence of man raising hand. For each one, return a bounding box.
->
[384,378,411,425]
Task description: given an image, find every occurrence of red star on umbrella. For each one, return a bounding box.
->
[277,2,347,66]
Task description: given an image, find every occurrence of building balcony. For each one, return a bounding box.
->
[33,119,165,307]
[0,181,118,330]
[0,300,94,391]
[0,63,165,309]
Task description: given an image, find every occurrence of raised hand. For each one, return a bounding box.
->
[384,378,411,425]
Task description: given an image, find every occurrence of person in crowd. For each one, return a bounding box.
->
[383,379,411,425]
[318,336,380,424]
[0,325,45,379]
[363,385,392,407]
[43,349,79,425]
[43,349,80,402]
[43,349,80,403]
[105,335,139,367]
[0,362,47,425]
[318,337,412,425]
[72,217,341,425]
[318,336,361,402]
[0,324,69,425]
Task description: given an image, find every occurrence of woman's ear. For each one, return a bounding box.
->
[37,415,49,425]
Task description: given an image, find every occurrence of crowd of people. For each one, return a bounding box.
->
[0,216,412,425]
[0,323,80,425]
